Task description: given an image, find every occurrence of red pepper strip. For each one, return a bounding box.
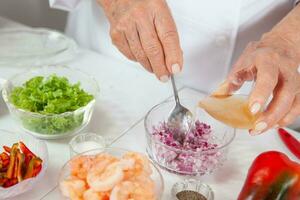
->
[0,178,8,187]
[6,143,18,179]
[278,128,300,159]
[19,141,36,157]
[24,157,42,179]
[0,152,9,161]
[24,154,34,166]
[2,159,9,168]
[3,178,18,188]
[3,146,11,153]
[16,150,25,182]
[13,152,19,179]
[32,164,42,177]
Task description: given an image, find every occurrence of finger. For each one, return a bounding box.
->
[137,17,169,82]
[124,23,153,72]
[213,60,255,97]
[155,4,183,74]
[278,95,300,127]
[228,62,256,94]
[248,60,279,115]
[110,29,136,61]
[213,42,258,96]
[250,78,295,135]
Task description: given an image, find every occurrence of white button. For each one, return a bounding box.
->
[215,34,230,47]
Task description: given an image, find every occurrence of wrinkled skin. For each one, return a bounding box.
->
[98,1,300,134]
[97,0,183,82]
[215,4,300,135]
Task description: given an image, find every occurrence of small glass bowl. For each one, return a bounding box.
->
[0,129,48,199]
[58,148,164,200]
[2,65,100,139]
[69,133,106,157]
[172,180,214,200]
[144,98,236,177]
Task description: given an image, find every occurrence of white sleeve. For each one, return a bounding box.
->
[49,0,83,11]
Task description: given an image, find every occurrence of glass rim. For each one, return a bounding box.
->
[172,180,214,200]
[144,98,236,153]
[68,133,106,155]
[1,65,100,118]
[59,147,165,199]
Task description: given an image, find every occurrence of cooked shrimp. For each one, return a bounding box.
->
[92,153,118,167]
[123,152,152,173]
[90,156,118,175]
[129,173,155,190]
[110,181,155,200]
[118,158,135,170]
[87,162,124,192]
[83,189,110,200]
[70,155,94,180]
[122,152,152,179]
[60,177,87,200]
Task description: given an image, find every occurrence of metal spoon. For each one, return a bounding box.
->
[168,75,193,143]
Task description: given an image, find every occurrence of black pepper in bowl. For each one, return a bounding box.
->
[176,190,207,200]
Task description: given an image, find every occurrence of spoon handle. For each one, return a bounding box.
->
[170,75,180,105]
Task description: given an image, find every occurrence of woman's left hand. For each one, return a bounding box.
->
[214,5,300,135]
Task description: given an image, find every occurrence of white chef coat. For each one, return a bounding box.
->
[50,0,295,93]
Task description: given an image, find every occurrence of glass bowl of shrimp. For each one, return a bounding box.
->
[58,148,164,200]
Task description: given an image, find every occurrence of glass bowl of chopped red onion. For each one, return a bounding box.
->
[144,98,236,177]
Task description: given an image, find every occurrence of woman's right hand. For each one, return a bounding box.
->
[97,0,183,82]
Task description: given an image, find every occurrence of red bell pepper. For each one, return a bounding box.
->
[3,178,18,188]
[278,128,300,160]
[32,164,42,177]
[6,143,18,179]
[0,152,9,161]
[3,146,11,153]
[24,157,42,179]
[238,151,300,200]
[16,150,25,182]
[19,141,36,157]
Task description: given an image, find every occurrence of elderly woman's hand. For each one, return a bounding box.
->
[215,5,300,135]
[97,0,183,82]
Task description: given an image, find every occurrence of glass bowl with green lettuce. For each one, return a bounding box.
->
[2,66,99,139]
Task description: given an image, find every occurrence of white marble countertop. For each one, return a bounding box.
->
[1,16,300,200]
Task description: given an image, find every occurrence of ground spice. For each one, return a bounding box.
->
[176,190,208,200]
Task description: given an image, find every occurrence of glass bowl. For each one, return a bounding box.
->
[144,98,236,177]
[172,180,214,200]
[2,65,100,139]
[58,148,164,200]
[0,28,77,67]
[0,129,48,199]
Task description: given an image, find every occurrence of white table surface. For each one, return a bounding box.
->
[40,87,300,200]
[1,16,300,200]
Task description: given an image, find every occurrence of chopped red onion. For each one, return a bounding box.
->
[151,120,223,175]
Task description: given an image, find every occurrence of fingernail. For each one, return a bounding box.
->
[250,102,261,114]
[251,121,268,135]
[297,65,300,74]
[171,64,181,74]
[160,75,169,83]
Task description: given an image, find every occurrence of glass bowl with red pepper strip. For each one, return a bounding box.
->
[0,129,48,199]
